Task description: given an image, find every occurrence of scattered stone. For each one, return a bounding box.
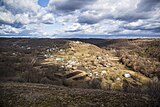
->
[27,47,31,50]
[101,70,107,76]
[61,65,64,68]
[47,48,57,52]
[153,76,159,82]
[12,53,16,55]
[21,46,25,49]
[66,64,73,68]
[59,49,65,52]
[88,72,93,77]
[72,66,77,70]
[116,77,121,81]
[93,72,99,78]
[46,49,50,52]
[42,40,130,89]
[44,54,48,57]
[97,56,102,60]
[67,60,76,65]
[108,63,112,66]
[50,55,54,58]
[73,41,82,44]
[123,73,131,78]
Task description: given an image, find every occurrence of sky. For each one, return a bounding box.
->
[0,0,160,38]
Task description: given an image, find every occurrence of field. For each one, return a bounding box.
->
[0,38,160,106]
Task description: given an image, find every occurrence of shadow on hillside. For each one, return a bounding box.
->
[0,38,70,85]
[67,38,133,49]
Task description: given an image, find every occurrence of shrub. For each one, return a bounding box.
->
[120,54,160,79]
[146,77,160,100]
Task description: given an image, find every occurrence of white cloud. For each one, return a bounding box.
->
[15,13,30,24]
[57,14,78,24]
[127,20,144,27]
[0,7,14,24]
[0,24,22,34]
[42,13,55,24]
[0,0,56,35]
[82,0,139,21]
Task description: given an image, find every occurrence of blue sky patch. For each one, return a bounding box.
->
[38,0,49,7]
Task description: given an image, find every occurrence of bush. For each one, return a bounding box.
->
[120,54,160,79]
[21,69,43,83]
[146,77,160,101]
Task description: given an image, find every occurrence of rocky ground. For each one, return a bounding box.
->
[41,40,152,91]
[0,38,160,106]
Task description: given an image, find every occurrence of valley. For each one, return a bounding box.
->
[0,38,160,106]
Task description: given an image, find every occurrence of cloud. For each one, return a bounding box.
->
[77,0,160,24]
[78,10,102,24]
[49,0,97,12]
[4,13,30,28]
[0,0,56,35]
[41,13,55,24]
[0,0,55,25]
[124,16,160,32]
[0,0,160,37]
[0,7,26,28]
[137,0,160,12]
[0,0,39,26]
[2,0,40,14]
[0,7,14,24]
[0,24,22,34]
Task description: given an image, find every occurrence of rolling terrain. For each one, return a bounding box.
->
[0,38,160,106]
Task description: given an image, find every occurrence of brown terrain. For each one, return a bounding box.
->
[0,38,160,107]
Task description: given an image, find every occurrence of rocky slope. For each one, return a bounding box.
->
[41,40,152,91]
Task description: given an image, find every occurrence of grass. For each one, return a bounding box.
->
[0,82,159,107]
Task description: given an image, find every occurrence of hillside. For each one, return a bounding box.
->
[0,82,159,107]
[0,38,160,106]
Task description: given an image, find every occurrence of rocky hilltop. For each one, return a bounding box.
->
[40,40,152,91]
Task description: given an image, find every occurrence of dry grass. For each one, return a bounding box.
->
[0,82,159,107]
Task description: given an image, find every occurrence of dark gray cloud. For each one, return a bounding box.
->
[137,0,160,12]
[78,16,101,24]
[0,0,4,6]
[65,29,81,33]
[52,0,97,12]
[114,13,149,22]
[0,21,23,28]
[124,26,160,33]
[77,0,160,25]
[78,13,148,25]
